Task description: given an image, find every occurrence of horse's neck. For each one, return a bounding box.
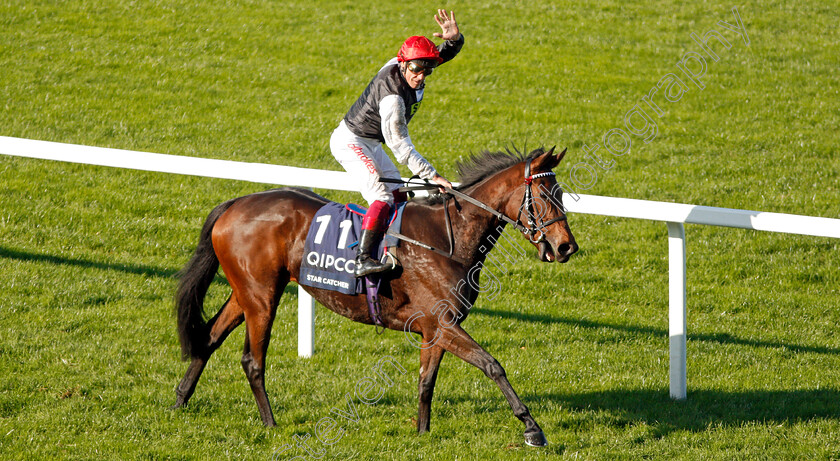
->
[450,173,522,266]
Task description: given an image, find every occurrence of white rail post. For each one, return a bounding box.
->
[297,286,315,358]
[667,222,688,399]
[298,187,315,358]
[296,186,316,359]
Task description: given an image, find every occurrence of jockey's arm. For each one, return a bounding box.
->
[379,95,438,180]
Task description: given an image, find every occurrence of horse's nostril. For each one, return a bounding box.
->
[557,242,577,257]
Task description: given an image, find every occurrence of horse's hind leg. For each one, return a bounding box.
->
[173,296,245,409]
[239,276,288,427]
[417,345,446,434]
[241,323,275,427]
[434,325,548,447]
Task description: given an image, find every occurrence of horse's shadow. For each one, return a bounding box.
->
[473,307,840,434]
[0,245,178,279]
[533,388,840,436]
[472,307,840,356]
[0,245,313,300]
[0,245,236,289]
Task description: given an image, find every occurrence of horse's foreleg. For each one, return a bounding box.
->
[241,305,278,427]
[417,345,445,434]
[435,325,547,447]
[173,296,245,409]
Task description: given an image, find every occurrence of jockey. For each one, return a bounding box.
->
[330,9,463,278]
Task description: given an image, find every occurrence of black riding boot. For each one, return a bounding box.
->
[354,229,391,277]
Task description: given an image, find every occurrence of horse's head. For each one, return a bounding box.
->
[453,146,578,263]
[509,147,578,263]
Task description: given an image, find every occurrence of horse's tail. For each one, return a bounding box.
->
[175,199,237,361]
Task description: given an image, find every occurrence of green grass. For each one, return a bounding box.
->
[1,0,839,459]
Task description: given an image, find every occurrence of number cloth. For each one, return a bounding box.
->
[299,201,407,294]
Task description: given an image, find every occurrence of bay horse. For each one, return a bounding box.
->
[172,146,578,447]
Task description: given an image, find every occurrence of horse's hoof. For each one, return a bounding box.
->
[524,430,548,447]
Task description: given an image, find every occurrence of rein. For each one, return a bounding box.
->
[379,157,567,261]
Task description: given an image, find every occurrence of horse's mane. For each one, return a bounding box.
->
[416,146,548,205]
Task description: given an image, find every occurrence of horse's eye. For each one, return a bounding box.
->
[540,192,566,213]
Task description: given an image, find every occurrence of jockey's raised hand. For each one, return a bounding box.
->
[433,9,460,41]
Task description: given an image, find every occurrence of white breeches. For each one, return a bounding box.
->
[330,120,401,205]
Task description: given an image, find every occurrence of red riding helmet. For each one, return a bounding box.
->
[397,36,442,64]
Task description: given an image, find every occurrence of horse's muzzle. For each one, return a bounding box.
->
[538,239,578,263]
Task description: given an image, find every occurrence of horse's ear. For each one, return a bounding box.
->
[555,147,567,163]
[534,146,567,170]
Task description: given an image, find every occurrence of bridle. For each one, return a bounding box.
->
[380,156,568,260]
[516,156,568,243]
